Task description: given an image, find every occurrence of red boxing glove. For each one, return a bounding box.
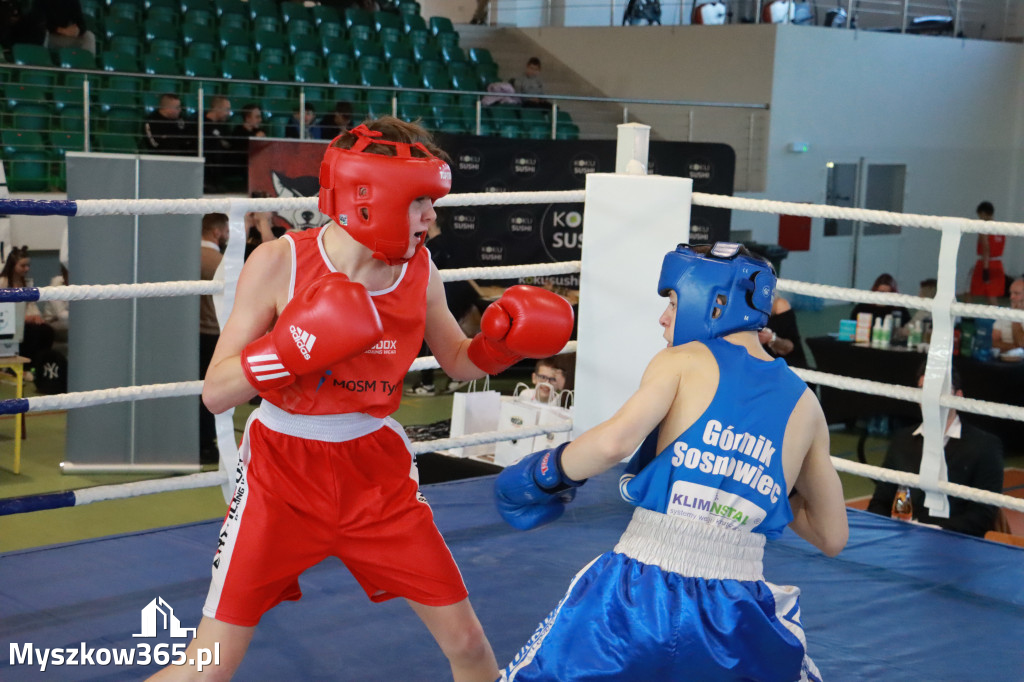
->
[468,285,574,374]
[241,273,383,392]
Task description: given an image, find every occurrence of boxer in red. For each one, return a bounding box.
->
[150,117,574,681]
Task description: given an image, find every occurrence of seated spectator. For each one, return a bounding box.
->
[509,57,546,109]
[991,276,1024,352]
[0,247,55,377]
[317,101,354,141]
[18,0,96,53]
[758,295,807,369]
[866,365,1004,538]
[285,103,322,140]
[518,357,567,403]
[40,263,69,344]
[202,95,233,192]
[142,93,195,155]
[850,273,911,330]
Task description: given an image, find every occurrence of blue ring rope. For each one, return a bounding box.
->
[0,287,41,302]
[0,490,77,516]
[0,398,31,415]
[0,199,78,217]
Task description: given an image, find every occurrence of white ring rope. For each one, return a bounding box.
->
[61,192,1024,238]
[831,457,1024,513]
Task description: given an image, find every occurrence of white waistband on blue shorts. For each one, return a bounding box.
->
[613,506,765,582]
[256,400,403,444]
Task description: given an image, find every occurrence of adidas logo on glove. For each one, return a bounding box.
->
[290,325,317,360]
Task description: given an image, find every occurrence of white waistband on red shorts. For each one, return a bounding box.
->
[256,400,404,444]
[613,506,765,582]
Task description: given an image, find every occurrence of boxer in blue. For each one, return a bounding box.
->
[495,243,849,681]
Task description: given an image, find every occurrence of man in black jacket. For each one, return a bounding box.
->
[867,367,1004,537]
[142,93,195,155]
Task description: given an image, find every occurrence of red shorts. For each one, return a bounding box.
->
[970,258,1004,298]
[203,404,468,627]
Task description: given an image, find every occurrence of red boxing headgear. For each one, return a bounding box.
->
[318,124,452,265]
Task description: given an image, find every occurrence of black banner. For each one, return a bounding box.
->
[435,135,735,286]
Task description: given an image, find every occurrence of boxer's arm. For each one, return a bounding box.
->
[558,349,680,482]
[423,259,488,381]
[203,239,291,414]
[787,400,848,557]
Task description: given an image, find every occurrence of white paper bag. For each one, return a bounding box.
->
[494,385,573,467]
[448,380,501,459]
[532,390,573,452]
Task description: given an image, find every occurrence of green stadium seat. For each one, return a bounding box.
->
[107,1,142,24]
[221,59,255,80]
[391,69,420,90]
[289,33,320,55]
[475,62,499,88]
[449,67,478,93]
[518,106,549,127]
[258,62,291,83]
[360,64,389,87]
[183,22,217,47]
[523,124,551,140]
[253,14,282,33]
[184,56,218,79]
[348,23,373,42]
[281,2,312,23]
[148,38,182,61]
[12,44,53,67]
[294,64,327,84]
[259,46,290,66]
[374,10,402,31]
[218,11,249,32]
[287,19,315,40]
[222,44,252,64]
[108,36,143,59]
[185,41,218,63]
[49,129,87,188]
[213,0,247,17]
[54,98,86,132]
[436,31,459,49]
[183,7,215,27]
[57,47,97,71]
[100,50,142,81]
[468,47,495,66]
[312,5,342,27]
[402,14,426,33]
[344,6,374,28]
[181,0,215,14]
[412,43,441,63]
[407,28,433,48]
[398,1,421,17]
[103,16,142,40]
[555,123,580,140]
[441,44,466,64]
[378,26,404,47]
[327,64,359,86]
[321,35,352,59]
[319,21,343,39]
[498,122,523,139]
[81,0,102,18]
[143,53,181,76]
[292,50,323,69]
[428,16,454,35]
[146,6,180,27]
[326,50,355,71]
[94,132,139,154]
[254,30,287,51]
[397,101,427,125]
[247,0,277,20]
[225,81,259,101]
[388,56,416,75]
[352,39,383,61]
[219,25,249,48]
[147,0,180,9]
[96,90,137,131]
[2,130,52,191]
[10,103,51,131]
[421,68,450,91]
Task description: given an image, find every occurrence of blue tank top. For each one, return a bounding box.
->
[619,337,808,539]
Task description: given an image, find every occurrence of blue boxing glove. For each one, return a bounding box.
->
[495,442,587,531]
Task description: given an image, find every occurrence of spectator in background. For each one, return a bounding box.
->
[991,276,1024,353]
[517,357,567,404]
[0,247,55,378]
[510,57,546,109]
[19,0,96,53]
[969,201,1005,306]
[318,101,354,140]
[285,103,321,140]
[758,295,807,369]
[40,263,69,344]
[199,212,229,464]
[866,365,1003,538]
[202,95,233,193]
[142,93,195,155]
[850,273,911,330]
[225,104,265,192]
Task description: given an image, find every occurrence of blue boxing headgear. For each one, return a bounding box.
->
[658,242,776,346]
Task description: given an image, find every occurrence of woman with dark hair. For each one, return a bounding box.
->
[0,247,56,375]
[850,272,912,331]
[18,0,96,53]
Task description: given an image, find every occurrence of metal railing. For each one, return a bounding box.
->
[0,63,770,192]
[488,0,1023,40]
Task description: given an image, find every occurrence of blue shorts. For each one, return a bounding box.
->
[501,512,822,681]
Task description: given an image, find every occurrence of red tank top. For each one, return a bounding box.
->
[261,226,429,417]
[978,234,1006,258]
